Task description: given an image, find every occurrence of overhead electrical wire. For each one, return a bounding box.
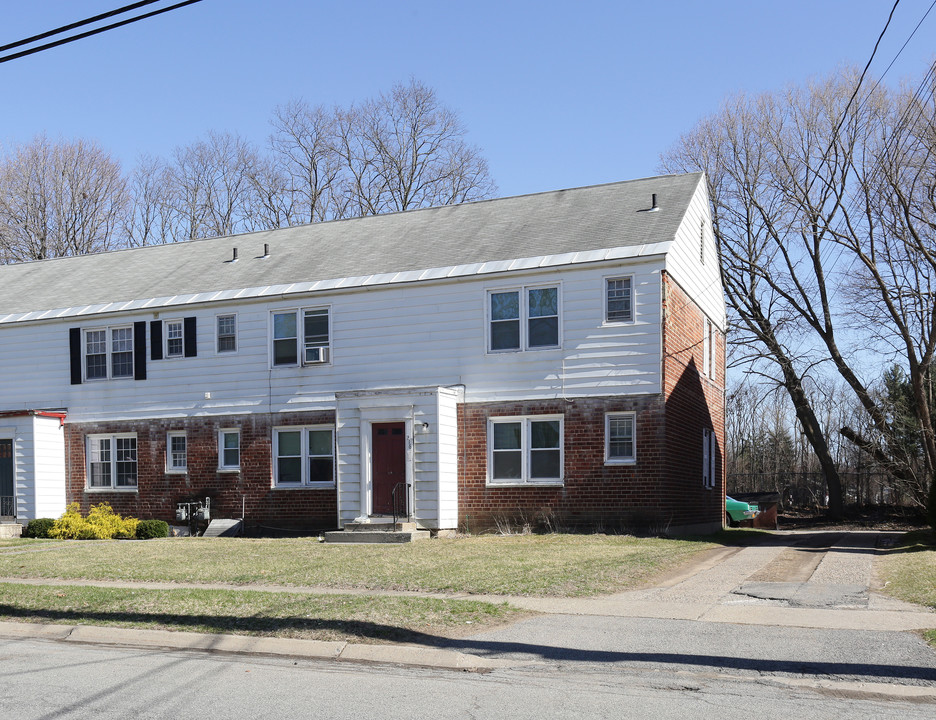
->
[0,0,204,64]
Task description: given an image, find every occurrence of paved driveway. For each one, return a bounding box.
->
[451,530,936,691]
[469,530,934,631]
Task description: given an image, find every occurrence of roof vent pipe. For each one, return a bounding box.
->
[232,248,238,262]
[263,243,270,257]
[651,193,658,209]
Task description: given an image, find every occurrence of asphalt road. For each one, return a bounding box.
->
[2,636,934,720]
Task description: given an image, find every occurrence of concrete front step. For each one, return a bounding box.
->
[323,529,430,544]
[343,521,418,533]
[0,523,22,539]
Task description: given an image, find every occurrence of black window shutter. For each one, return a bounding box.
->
[133,321,147,380]
[184,316,197,357]
[150,320,163,360]
[69,328,82,385]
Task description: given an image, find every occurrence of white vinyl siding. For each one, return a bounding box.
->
[0,261,665,423]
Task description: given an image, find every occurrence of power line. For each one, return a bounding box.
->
[0,1,163,53]
[0,0,205,65]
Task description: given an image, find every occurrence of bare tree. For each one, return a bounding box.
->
[125,155,174,247]
[662,68,936,522]
[269,100,341,224]
[162,131,264,241]
[0,135,129,262]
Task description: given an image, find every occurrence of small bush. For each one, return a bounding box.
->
[135,519,169,539]
[23,518,55,539]
[49,503,139,540]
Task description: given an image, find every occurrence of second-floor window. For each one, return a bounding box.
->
[85,327,134,380]
[605,277,634,323]
[272,307,330,366]
[489,286,559,352]
[216,314,237,353]
[165,320,184,358]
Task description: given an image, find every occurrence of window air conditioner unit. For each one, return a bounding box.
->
[304,346,329,365]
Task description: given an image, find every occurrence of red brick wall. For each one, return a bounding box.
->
[457,396,668,533]
[64,411,338,531]
[661,272,726,529]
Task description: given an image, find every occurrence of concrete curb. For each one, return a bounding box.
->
[0,621,506,673]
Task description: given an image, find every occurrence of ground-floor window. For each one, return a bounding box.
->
[218,429,240,471]
[605,412,636,464]
[273,426,335,487]
[87,434,137,489]
[167,431,187,472]
[487,415,563,485]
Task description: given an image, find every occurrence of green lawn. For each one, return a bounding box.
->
[0,582,520,644]
[876,530,936,647]
[0,534,715,597]
[0,533,716,644]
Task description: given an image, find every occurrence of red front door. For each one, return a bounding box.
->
[372,422,406,515]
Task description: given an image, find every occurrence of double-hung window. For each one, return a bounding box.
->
[273,426,335,487]
[165,320,184,358]
[488,415,563,484]
[87,434,137,489]
[272,307,330,366]
[85,327,134,380]
[489,286,559,352]
[216,314,237,353]
[218,429,240,471]
[605,276,634,323]
[167,431,187,473]
[605,412,636,464]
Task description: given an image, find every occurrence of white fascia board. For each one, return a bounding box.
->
[0,241,671,325]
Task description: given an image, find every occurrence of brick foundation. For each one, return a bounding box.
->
[65,411,338,531]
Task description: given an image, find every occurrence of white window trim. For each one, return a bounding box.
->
[486,414,564,486]
[216,313,238,354]
[163,319,185,359]
[703,318,715,380]
[486,284,561,353]
[218,428,241,472]
[270,305,332,367]
[604,412,636,465]
[272,425,336,488]
[86,433,138,492]
[603,274,635,325]
[166,431,187,474]
[83,325,135,381]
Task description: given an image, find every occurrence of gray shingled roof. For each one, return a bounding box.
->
[0,173,701,318]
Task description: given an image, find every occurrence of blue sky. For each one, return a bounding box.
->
[1,1,933,198]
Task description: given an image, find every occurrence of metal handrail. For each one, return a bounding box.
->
[391,482,410,527]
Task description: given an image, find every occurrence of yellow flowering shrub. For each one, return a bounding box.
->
[49,502,139,540]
